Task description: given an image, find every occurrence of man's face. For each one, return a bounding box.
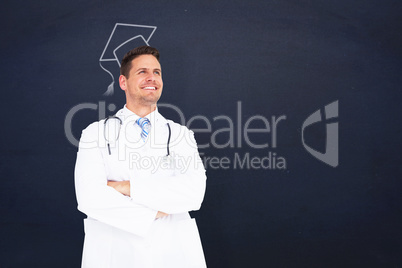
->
[120,54,163,107]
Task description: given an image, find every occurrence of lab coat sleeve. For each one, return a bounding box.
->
[75,122,157,237]
[130,127,207,214]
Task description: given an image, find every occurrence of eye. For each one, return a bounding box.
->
[154,71,160,75]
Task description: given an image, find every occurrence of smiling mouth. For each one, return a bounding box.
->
[143,86,157,91]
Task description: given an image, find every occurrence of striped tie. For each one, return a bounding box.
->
[136,117,151,141]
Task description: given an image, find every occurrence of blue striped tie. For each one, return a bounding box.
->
[136,117,151,141]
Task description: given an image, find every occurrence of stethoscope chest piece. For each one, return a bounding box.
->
[163,154,174,165]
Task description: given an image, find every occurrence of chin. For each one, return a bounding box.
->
[142,97,160,105]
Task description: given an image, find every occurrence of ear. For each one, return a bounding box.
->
[119,75,127,91]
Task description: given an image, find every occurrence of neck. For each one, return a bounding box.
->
[126,103,157,117]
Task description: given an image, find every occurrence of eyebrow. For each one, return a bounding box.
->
[136,68,162,73]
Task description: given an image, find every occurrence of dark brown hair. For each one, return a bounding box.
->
[120,46,160,78]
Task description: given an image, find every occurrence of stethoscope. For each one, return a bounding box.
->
[103,116,171,157]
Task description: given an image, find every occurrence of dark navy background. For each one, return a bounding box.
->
[1,0,401,267]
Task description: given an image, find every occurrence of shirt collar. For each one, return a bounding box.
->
[118,105,167,126]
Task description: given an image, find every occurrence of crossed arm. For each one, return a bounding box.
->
[107,180,168,219]
[75,123,206,236]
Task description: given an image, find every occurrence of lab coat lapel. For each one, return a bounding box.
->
[148,112,170,154]
[115,107,141,143]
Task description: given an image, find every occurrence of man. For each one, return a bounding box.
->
[75,46,207,268]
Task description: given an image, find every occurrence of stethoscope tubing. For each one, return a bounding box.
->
[104,116,171,156]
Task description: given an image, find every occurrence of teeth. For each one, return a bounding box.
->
[144,87,156,90]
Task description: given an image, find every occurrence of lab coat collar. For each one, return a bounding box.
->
[115,105,169,144]
[117,105,168,127]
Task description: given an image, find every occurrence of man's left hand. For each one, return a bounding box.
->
[107,180,130,196]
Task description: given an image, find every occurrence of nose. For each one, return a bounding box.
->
[146,73,156,82]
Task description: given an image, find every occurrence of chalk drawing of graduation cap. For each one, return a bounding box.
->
[99,23,157,96]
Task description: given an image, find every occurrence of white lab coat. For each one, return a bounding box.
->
[75,107,207,268]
